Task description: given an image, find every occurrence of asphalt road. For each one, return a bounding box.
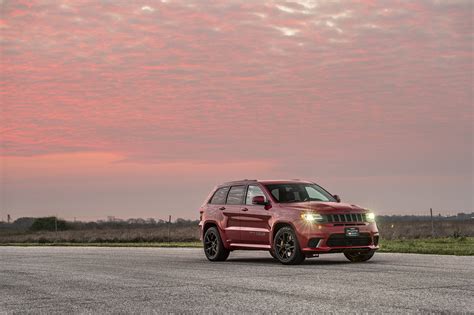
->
[0,247,473,314]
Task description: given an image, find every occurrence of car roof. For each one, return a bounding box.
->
[219,179,313,187]
[258,179,314,185]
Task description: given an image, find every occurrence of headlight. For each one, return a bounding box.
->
[366,212,376,222]
[301,213,324,222]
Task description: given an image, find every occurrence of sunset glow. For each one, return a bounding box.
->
[1,0,472,220]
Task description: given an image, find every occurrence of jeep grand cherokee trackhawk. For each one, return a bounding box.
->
[199,179,379,265]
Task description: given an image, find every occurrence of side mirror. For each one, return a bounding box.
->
[252,196,267,205]
[333,195,341,203]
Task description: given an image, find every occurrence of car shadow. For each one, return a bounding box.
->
[227,257,355,265]
[226,257,282,264]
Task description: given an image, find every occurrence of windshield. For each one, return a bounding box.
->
[265,183,336,203]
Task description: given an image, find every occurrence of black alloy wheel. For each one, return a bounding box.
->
[273,227,305,265]
[203,227,230,261]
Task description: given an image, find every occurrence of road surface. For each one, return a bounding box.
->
[0,247,473,313]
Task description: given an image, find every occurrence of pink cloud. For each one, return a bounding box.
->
[1,0,472,218]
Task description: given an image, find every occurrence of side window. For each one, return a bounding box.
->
[246,185,266,205]
[210,187,230,204]
[226,186,246,205]
[270,188,279,201]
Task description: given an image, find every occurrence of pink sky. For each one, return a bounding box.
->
[1,0,472,221]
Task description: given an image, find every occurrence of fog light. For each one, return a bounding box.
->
[308,238,322,247]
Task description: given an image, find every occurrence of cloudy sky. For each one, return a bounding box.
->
[1,0,472,220]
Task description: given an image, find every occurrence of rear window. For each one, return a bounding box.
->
[226,186,246,205]
[209,187,230,204]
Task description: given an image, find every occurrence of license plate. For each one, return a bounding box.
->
[345,227,359,237]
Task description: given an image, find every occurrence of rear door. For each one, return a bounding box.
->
[240,185,272,245]
[221,185,247,244]
[208,186,240,243]
[209,186,245,243]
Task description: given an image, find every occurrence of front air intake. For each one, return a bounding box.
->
[326,233,372,247]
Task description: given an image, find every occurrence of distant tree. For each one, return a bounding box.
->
[30,217,68,231]
[146,218,157,224]
[13,217,37,229]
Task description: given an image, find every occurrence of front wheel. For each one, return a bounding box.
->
[273,227,305,265]
[203,227,230,262]
[344,250,375,262]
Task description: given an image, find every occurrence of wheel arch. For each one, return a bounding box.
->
[202,220,229,249]
[202,220,219,235]
[271,221,297,245]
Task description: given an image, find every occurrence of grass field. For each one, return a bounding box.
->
[379,237,474,256]
[0,241,203,248]
[1,238,472,256]
[1,218,472,255]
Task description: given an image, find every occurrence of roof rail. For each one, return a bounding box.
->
[221,179,258,186]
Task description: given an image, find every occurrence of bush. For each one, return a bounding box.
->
[30,217,68,232]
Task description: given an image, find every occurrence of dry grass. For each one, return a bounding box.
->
[0,226,201,243]
[0,220,472,244]
[377,220,473,240]
[0,242,203,248]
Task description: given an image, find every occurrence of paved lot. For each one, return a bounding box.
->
[0,247,473,313]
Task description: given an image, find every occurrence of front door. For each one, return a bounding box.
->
[240,185,272,245]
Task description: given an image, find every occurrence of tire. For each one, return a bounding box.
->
[203,227,230,262]
[269,250,277,260]
[344,250,375,262]
[273,226,305,265]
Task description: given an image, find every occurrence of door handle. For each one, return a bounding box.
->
[241,207,249,211]
[219,207,226,210]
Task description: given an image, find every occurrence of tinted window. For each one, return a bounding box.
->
[246,185,266,205]
[226,186,246,205]
[210,187,229,204]
[265,183,335,203]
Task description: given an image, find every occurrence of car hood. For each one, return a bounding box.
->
[279,201,367,214]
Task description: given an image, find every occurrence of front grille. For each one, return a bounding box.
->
[333,223,365,226]
[326,213,366,223]
[326,233,372,247]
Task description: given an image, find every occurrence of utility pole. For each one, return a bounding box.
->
[430,208,434,237]
[7,214,11,224]
[55,215,58,241]
[168,215,171,243]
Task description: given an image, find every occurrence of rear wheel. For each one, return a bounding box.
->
[273,227,305,265]
[203,227,230,262]
[344,250,375,262]
[269,250,277,260]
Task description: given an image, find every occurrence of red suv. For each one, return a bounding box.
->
[199,179,379,265]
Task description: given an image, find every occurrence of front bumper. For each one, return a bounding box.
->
[295,221,380,253]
